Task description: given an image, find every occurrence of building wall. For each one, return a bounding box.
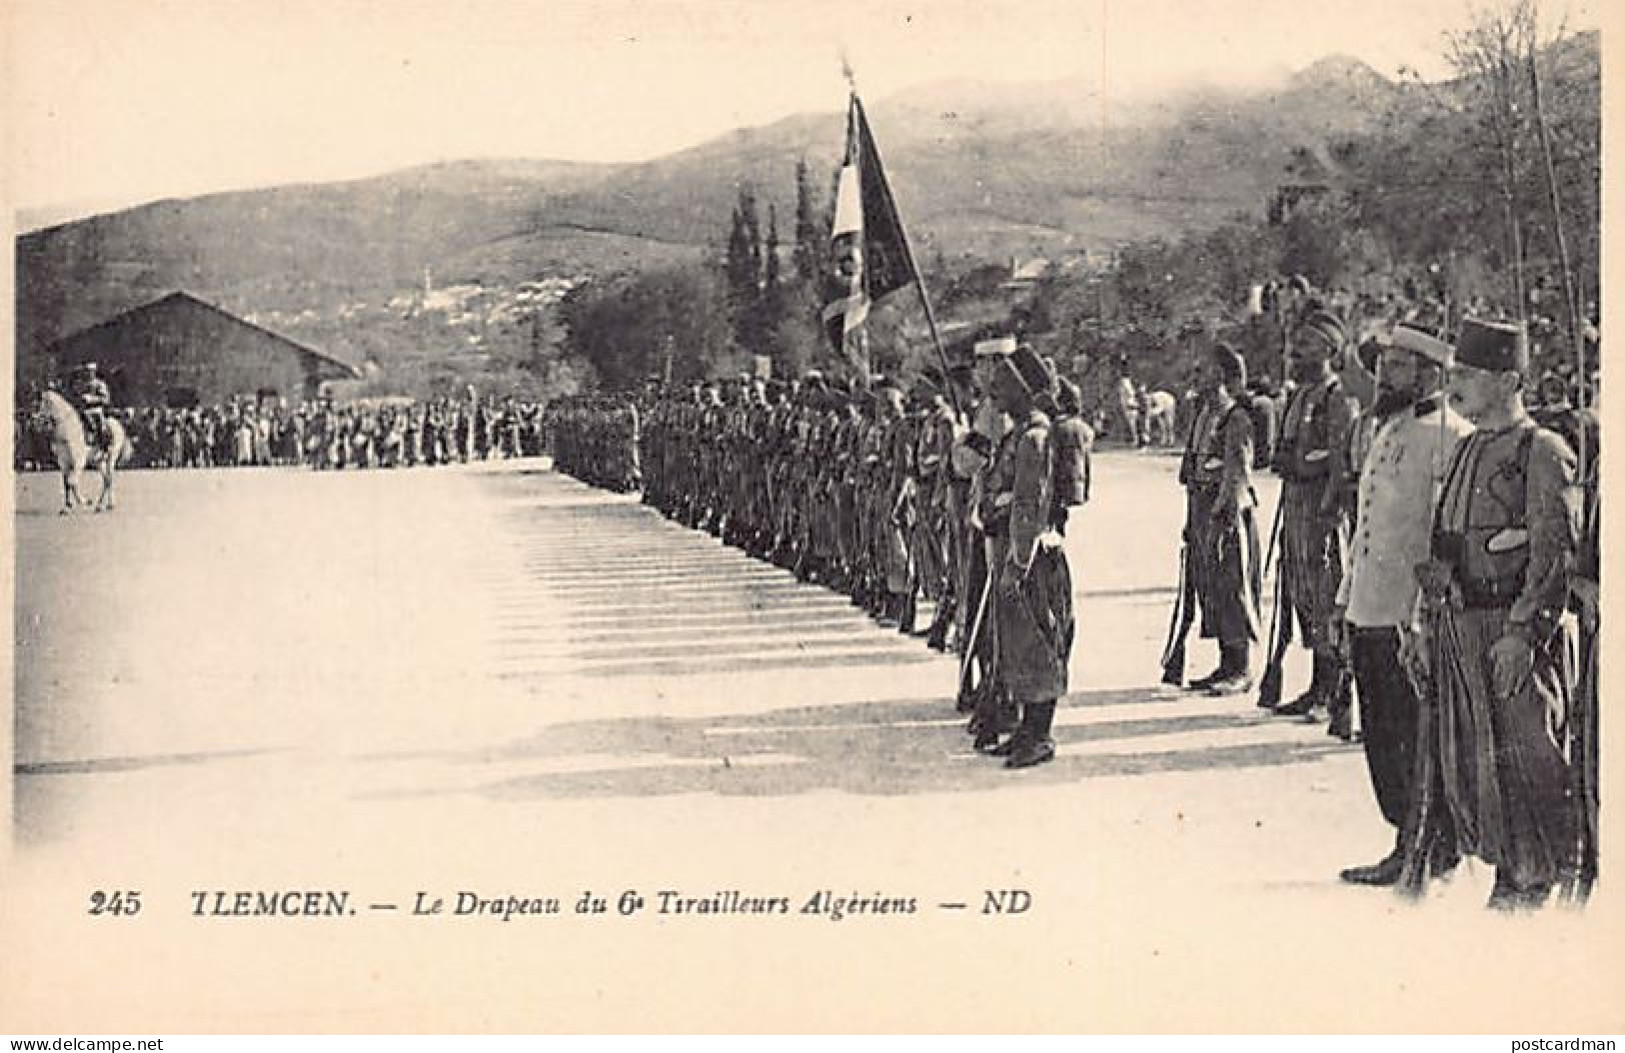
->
[53,297,338,406]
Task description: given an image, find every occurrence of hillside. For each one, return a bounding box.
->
[18,34,1592,396]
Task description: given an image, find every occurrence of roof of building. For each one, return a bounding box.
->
[50,291,362,379]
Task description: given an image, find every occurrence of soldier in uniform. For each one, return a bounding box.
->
[1406,318,1580,909]
[620,398,642,492]
[981,343,1074,768]
[912,376,963,651]
[1334,325,1472,886]
[956,338,1015,740]
[1263,310,1358,727]
[1048,376,1094,531]
[1531,369,1594,469]
[872,385,913,627]
[1176,344,1261,695]
[71,362,113,450]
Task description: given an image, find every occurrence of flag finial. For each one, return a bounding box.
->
[840,50,857,93]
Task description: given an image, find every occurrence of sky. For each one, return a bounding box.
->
[4,0,1606,219]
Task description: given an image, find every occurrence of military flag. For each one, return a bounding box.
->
[822,93,918,382]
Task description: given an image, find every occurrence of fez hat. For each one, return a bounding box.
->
[974,336,1017,358]
[1454,317,1528,374]
[1298,309,1347,352]
[1211,343,1247,390]
[1391,324,1454,367]
[1001,342,1056,398]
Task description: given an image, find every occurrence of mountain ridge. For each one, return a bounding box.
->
[16,32,1597,387]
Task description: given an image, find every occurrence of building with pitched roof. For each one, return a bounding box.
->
[47,291,361,407]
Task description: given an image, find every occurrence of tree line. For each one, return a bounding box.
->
[555,2,1598,400]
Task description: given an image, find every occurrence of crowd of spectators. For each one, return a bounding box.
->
[16,393,549,471]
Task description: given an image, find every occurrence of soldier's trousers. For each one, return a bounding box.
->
[1351,626,1419,831]
[997,543,1074,704]
[1280,483,1344,655]
[1425,604,1574,890]
[1187,489,1260,645]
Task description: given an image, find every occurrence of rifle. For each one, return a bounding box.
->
[1572,624,1599,901]
[1566,496,1600,902]
[958,559,996,704]
[1159,539,1198,686]
[1255,496,1293,708]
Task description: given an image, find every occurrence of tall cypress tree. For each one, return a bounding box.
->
[764,203,782,294]
[793,157,823,286]
[722,184,768,354]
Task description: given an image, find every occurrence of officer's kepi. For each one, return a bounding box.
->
[1453,317,1527,374]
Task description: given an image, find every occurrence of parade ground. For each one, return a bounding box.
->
[8,455,1619,1032]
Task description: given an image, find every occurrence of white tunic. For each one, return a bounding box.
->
[1338,399,1474,628]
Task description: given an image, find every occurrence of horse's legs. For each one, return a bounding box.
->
[61,467,82,513]
[98,463,116,511]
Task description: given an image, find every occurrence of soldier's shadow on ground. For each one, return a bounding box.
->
[364,687,1352,803]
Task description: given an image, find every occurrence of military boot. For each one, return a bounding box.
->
[1185,658,1230,692]
[1005,701,1057,769]
[1277,653,1332,718]
[987,699,1035,757]
[1324,659,1355,741]
[1204,644,1254,696]
[971,687,1018,752]
[897,591,917,634]
[925,601,953,652]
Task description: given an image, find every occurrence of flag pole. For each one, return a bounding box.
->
[843,62,961,415]
[900,208,962,415]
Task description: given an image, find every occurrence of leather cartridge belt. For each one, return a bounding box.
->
[1432,530,1525,610]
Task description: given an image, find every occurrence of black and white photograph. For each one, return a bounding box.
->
[4,0,1619,1034]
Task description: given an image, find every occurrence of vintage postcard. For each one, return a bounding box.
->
[4,0,1621,1034]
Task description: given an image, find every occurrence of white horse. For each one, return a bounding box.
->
[1141,390,1179,446]
[35,389,130,513]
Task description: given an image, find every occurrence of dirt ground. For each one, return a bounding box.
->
[6,455,1619,1033]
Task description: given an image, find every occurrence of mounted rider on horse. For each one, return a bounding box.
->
[68,362,116,452]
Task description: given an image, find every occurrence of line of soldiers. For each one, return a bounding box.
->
[541,395,643,492]
[1164,310,1599,910]
[543,304,1599,898]
[546,339,1092,769]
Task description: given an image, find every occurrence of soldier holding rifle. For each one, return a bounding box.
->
[1166,343,1260,696]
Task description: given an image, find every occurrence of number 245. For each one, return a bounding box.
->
[88,891,142,916]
